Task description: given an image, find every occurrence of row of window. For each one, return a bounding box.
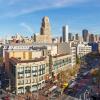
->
[17,81,45,93]
[18,69,45,78]
[53,58,71,66]
[79,49,91,51]
[18,76,44,85]
[53,58,71,70]
[17,65,46,78]
[17,65,45,72]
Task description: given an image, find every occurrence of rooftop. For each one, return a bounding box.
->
[4,42,58,46]
[52,53,69,58]
[9,57,46,64]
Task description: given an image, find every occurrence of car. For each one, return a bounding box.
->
[82,71,89,76]
[52,88,61,95]
[75,77,82,81]
[68,79,75,84]
[67,88,74,94]
[77,73,84,77]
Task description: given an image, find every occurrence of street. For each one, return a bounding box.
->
[64,55,100,100]
[0,54,100,100]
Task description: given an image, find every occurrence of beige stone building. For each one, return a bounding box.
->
[34,16,52,43]
[9,57,49,94]
[9,53,72,94]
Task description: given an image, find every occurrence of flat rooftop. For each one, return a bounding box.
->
[52,53,69,58]
[4,42,58,46]
[9,57,46,64]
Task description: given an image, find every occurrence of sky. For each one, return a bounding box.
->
[0,0,100,38]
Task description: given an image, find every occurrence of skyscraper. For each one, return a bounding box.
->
[82,29,89,42]
[89,34,94,43]
[62,25,68,42]
[40,16,51,35]
[34,16,52,43]
[72,35,75,41]
[68,33,73,41]
[75,33,79,40]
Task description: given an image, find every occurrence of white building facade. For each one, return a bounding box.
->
[77,43,92,58]
[70,47,76,66]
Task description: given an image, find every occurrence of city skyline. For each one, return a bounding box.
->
[0,0,100,38]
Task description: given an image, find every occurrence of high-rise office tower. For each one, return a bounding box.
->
[72,35,75,41]
[82,29,89,42]
[62,25,68,42]
[60,36,63,43]
[89,34,94,43]
[68,33,73,41]
[75,33,79,40]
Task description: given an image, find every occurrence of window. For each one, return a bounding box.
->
[39,64,45,75]
[25,67,31,77]
[25,73,31,78]
[25,67,31,73]
[32,66,37,76]
[32,85,37,91]
[17,67,24,78]
[25,79,31,84]
[18,80,24,85]
[17,67,24,73]
[18,87,24,94]
[18,74,24,79]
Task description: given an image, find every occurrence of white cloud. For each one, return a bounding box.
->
[20,22,34,33]
[0,0,90,17]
